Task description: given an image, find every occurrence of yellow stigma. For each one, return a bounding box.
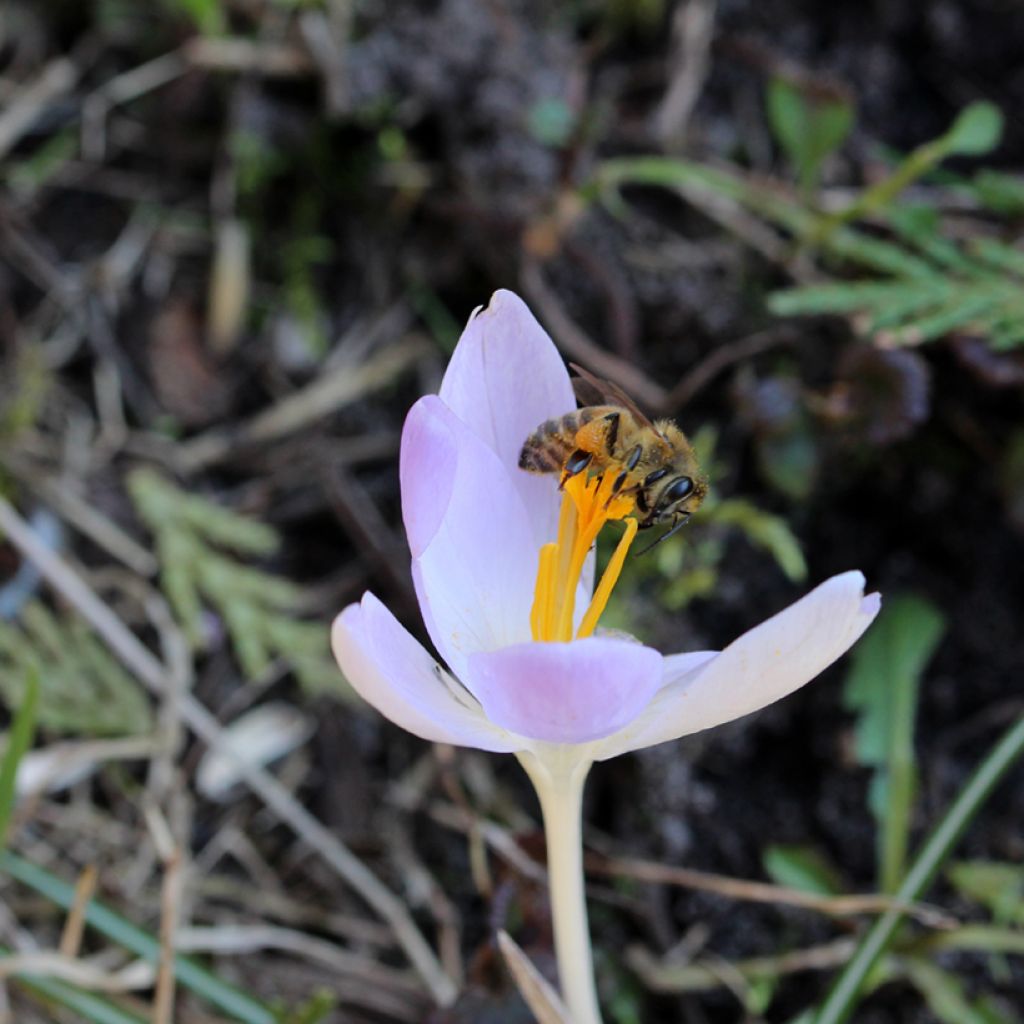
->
[529,472,639,643]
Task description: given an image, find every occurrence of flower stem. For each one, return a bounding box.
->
[518,751,603,1024]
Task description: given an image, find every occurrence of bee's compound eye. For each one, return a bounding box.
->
[663,476,695,503]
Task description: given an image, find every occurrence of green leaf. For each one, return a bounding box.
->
[763,844,845,896]
[709,499,808,582]
[277,990,338,1024]
[944,101,1004,157]
[901,957,1016,1024]
[948,861,1024,925]
[770,268,1024,348]
[767,77,854,193]
[843,595,945,892]
[971,169,1024,215]
[0,667,38,847]
[169,0,225,35]
[812,712,1024,1024]
[0,851,276,1024]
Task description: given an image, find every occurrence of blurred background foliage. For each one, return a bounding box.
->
[1,1,1023,1022]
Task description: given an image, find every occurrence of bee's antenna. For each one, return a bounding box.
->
[634,514,691,556]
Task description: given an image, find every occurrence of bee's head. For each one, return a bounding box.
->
[632,471,709,554]
[651,472,708,523]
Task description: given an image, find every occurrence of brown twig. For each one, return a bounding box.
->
[81,52,188,162]
[563,237,640,360]
[520,260,667,409]
[655,0,719,147]
[427,801,548,886]
[0,954,153,992]
[586,853,957,929]
[6,464,158,577]
[176,335,427,473]
[662,326,799,409]
[183,37,316,77]
[173,925,424,992]
[497,930,573,1024]
[144,803,181,1024]
[627,936,858,994]
[322,463,419,623]
[390,823,465,990]
[0,58,78,160]
[297,8,351,116]
[57,865,98,958]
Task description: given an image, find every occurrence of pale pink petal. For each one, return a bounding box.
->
[593,572,881,759]
[439,289,575,548]
[331,593,519,752]
[402,396,538,679]
[399,395,458,559]
[465,638,662,744]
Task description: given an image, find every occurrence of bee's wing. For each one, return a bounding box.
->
[569,373,608,408]
[569,362,655,429]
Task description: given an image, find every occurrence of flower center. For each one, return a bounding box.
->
[529,472,639,643]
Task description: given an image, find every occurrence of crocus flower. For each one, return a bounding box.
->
[332,289,879,1023]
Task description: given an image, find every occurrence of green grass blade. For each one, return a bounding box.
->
[0,667,39,847]
[813,712,1024,1024]
[0,851,275,1024]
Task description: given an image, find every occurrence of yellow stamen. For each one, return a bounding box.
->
[530,542,558,640]
[550,490,578,634]
[576,516,638,639]
[529,470,639,643]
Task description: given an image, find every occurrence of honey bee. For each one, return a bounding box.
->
[519,364,708,548]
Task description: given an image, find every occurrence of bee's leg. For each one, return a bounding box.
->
[603,474,640,509]
[607,448,642,496]
[560,448,593,487]
[603,411,621,449]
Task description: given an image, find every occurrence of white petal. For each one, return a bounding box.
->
[593,572,881,759]
[403,396,539,678]
[439,289,575,548]
[331,592,520,752]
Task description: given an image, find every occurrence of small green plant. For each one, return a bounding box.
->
[770,214,1024,349]
[948,860,1024,926]
[128,468,343,696]
[766,74,854,195]
[165,0,225,34]
[0,603,152,735]
[595,101,1019,352]
[843,594,946,892]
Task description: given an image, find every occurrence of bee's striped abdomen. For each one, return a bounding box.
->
[518,407,610,475]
